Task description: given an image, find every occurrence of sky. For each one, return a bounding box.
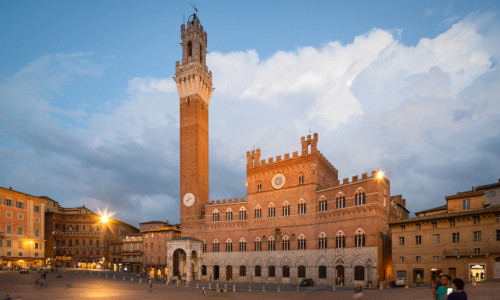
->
[1,0,499,226]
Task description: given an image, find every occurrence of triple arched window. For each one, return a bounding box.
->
[282,235,290,250]
[319,197,328,212]
[336,194,346,209]
[355,191,366,206]
[318,233,327,249]
[336,231,346,248]
[212,209,220,222]
[239,207,246,220]
[225,238,233,252]
[282,201,290,216]
[298,234,306,250]
[355,229,366,247]
[239,238,246,252]
[268,236,275,251]
[226,208,233,221]
[268,203,276,218]
[213,239,219,252]
[298,199,306,214]
[254,237,262,251]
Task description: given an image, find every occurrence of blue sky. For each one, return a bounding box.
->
[1,0,500,226]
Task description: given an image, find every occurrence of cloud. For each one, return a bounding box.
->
[0,12,499,226]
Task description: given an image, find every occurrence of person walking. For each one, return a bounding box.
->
[447,278,467,300]
[436,275,453,300]
[353,285,364,299]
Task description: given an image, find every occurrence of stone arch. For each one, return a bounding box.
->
[211,257,221,266]
[316,255,328,267]
[224,257,234,266]
[239,206,246,212]
[333,255,346,267]
[238,258,248,266]
[352,254,365,267]
[280,256,292,267]
[253,257,262,267]
[226,207,233,212]
[295,256,308,267]
[266,257,277,267]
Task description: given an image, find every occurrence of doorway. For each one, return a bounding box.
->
[226,265,233,281]
[336,265,345,285]
[494,257,500,279]
[213,265,220,280]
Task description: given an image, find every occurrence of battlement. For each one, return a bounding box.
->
[208,197,247,206]
[247,133,321,169]
[180,15,207,43]
[323,170,387,189]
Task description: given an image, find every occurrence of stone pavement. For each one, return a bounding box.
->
[1,270,498,299]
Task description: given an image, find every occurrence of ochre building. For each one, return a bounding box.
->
[0,187,46,268]
[390,179,500,285]
[166,14,409,287]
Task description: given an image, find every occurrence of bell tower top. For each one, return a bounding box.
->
[175,13,213,105]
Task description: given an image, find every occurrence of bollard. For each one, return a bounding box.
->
[113,275,116,280]
[123,276,125,281]
[196,282,199,289]
[165,280,168,286]
[106,274,108,279]
[263,285,265,293]
[405,280,409,289]
[216,283,219,293]
[233,284,236,293]
[224,284,227,293]
[249,285,251,293]
[297,285,300,293]
[332,284,336,292]
[187,282,189,287]
[140,279,142,284]
[208,283,211,290]
[131,277,133,282]
[277,285,280,292]
[177,281,179,287]
[379,282,383,290]
[341,282,343,287]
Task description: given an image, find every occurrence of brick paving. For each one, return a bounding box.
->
[1,270,498,299]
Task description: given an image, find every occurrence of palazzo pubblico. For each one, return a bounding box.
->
[164,14,409,287]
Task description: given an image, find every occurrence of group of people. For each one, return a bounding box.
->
[433,274,467,300]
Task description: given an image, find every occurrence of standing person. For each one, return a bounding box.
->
[436,275,453,300]
[353,285,364,299]
[432,274,443,300]
[447,278,467,300]
[149,282,153,293]
[480,271,484,281]
[203,286,206,295]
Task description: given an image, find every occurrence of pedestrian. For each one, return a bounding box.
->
[480,271,484,281]
[353,285,363,299]
[435,275,453,300]
[203,286,206,295]
[432,274,443,300]
[447,278,467,300]
[149,282,153,293]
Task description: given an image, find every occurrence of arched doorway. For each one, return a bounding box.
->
[336,265,345,285]
[213,265,220,280]
[226,265,233,281]
[173,249,187,279]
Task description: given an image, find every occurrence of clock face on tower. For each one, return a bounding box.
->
[271,173,286,189]
[183,193,195,207]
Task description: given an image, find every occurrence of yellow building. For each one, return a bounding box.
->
[390,179,500,284]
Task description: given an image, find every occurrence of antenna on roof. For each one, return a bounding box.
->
[308,128,312,134]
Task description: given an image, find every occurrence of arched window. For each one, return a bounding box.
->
[254,237,262,251]
[239,265,246,277]
[282,235,290,250]
[239,238,246,252]
[202,265,207,276]
[255,205,262,219]
[355,229,366,247]
[282,201,290,216]
[298,234,306,250]
[298,265,306,278]
[225,238,233,252]
[202,240,207,252]
[239,207,247,220]
[318,232,327,249]
[336,193,346,209]
[187,41,192,57]
[225,208,233,221]
[336,231,345,248]
[319,265,327,279]
[298,199,306,214]
[212,209,219,222]
[213,239,219,252]
[268,203,276,218]
[355,190,366,206]
[268,236,275,251]
[255,265,261,277]
[268,265,276,277]
[282,265,290,278]
[298,174,304,184]
[319,197,328,212]
[354,266,365,280]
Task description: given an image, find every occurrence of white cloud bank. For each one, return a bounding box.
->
[0,13,499,224]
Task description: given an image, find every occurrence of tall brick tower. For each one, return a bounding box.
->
[174,14,213,224]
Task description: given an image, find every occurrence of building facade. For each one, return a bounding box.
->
[121,234,143,274]
[166,14,409,286]
[140,221,180,277]
[390,180,500,285]
[0,187,46,268]
[44,198,139,269]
